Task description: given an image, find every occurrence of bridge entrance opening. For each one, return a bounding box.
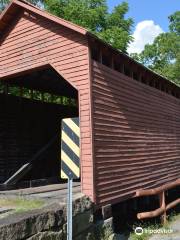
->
[0,66,79,189]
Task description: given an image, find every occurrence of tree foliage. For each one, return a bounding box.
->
[0,0,133,52]
[132,11,180,84]
[0,0,42,11]
[44,0,133,52]
[169,10,180,35]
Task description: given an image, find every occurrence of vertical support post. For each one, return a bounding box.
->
[41,92,44,102]
[51,94,54,103]
[99,47,103,64]
[30,89,33,100]
[121,64,125,74]
[4,83,8,95]
[67,177,73,240]
[111,55,114,70]
[20,87,23,97]
[159,191,166,225]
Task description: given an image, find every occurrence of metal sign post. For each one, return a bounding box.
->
[67,177,73,240]
[60,117,80,240]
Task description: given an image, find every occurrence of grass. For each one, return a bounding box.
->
[130,222,161,240]
[167,210,180,222]
[0,197,45,213]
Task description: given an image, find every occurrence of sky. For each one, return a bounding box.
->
[107,0,180,54]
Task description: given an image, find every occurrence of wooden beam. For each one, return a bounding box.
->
[136,179,180,197]
[166,198,180,211]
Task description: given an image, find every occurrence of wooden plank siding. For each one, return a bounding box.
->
[91,61,180,206]
[1,0,180,206]
[0,10,94,199]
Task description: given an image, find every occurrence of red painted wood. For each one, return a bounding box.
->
[1,0,180,206]
[0,9,94,200]
[91,61,180,206]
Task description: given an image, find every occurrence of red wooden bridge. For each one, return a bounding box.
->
[0,0,179,213]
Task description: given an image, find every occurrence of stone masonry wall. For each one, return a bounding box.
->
[0,195,115,240]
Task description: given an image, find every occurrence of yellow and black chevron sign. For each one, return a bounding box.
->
[61,117,80,179]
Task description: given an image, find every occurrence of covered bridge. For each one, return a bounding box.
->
[0,0,179,207]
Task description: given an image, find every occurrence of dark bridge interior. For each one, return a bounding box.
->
[0,66,78,189]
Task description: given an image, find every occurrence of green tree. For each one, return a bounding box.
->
[44,0,133,52]
[1,0,133,52]
[0,0,42,11]
[132,11,180,84]
[169,11,180,35]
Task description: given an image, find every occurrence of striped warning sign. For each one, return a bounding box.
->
[61,118,80,179]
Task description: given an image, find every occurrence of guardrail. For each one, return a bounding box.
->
[135,179,180,224]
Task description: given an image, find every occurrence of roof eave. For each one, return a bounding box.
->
[1,0,178,89]
[0,0,88,36]
[0,1,14,21]
[87,32,179,88]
